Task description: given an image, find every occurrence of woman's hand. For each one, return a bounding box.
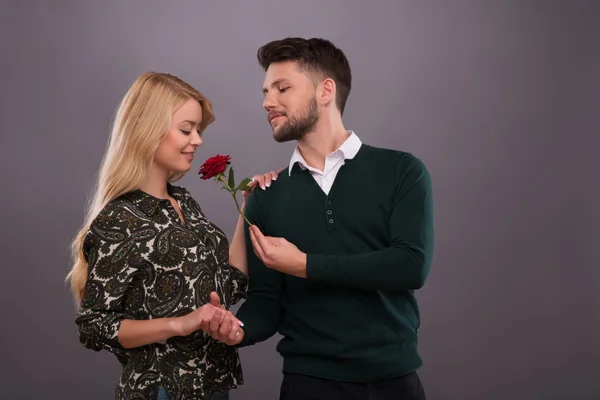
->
[174,292,242,337]
[117,293,240,348]
[174,303,220,337]
[242,169,283,201]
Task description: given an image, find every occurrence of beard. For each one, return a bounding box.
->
[272,96,319,143]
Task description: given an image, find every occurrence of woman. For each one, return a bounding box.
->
[66,72,277,400]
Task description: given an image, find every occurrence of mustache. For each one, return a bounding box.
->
[268,111,287,121]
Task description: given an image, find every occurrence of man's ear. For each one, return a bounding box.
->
[318,78,336,107]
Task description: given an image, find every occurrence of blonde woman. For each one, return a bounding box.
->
[67,72,278,400]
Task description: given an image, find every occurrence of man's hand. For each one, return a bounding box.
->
[248,225,307,278]
[206,292,245,346]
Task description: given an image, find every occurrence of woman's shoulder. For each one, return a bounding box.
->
[89,193,146,234]
[97,193,140,217]
[82,197,135,256]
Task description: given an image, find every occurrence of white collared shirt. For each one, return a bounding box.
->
[288,131,362,195]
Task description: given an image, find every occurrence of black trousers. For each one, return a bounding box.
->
[279,371,426,400]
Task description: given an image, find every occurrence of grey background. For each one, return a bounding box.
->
[0,1,599,399]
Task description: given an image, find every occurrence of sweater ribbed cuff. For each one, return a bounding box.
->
[306,253,331,281]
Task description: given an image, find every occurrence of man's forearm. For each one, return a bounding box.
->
[306,244,431,291]
[235,297,281,346]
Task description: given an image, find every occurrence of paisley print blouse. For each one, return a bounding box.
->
[75,184,247,400]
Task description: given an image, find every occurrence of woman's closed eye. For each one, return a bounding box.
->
[181,129,203,137]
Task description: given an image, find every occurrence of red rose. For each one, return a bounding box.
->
[198,154,252,225]
[198,154,231,180]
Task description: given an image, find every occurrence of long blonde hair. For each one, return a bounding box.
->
[66,72,215,306]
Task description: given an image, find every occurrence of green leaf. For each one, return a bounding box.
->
[236,177,252,191]
[228,167,235,190]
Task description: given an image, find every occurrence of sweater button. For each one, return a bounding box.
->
[329,219,334,223]
[327,210,332,215]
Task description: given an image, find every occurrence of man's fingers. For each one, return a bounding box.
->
[251,225,272,253]
[228,320,241,342]
[249,226,264,260]
[219,313,232,336]
[250,227,271,263]
[249,228,260,258]
[209,309,222,336]
[264,236,281,246]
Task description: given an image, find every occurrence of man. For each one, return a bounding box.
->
[211,37,434,400]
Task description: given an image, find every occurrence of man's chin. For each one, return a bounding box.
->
[276,136,298,143]
[272,129,292,143]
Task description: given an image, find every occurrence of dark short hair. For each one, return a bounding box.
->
[257,37,352,115]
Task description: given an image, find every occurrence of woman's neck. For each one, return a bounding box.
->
[139,164,170,199]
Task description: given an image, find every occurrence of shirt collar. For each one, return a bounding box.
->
[123,183,189,216]
[288,130,362,176]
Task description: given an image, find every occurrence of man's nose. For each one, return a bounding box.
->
[263,92,277,111]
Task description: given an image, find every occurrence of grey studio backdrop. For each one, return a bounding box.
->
[0,1,599,399]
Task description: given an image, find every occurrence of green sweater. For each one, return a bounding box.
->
[236,144,434,382]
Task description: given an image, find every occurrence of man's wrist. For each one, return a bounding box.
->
[295,252,307,278]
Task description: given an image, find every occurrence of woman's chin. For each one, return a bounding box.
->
[168,164,192,175]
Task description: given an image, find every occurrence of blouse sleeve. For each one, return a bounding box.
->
[221,264,248,306]
[75,211,140,354]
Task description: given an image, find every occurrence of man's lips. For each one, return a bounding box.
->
[268,113,285,123]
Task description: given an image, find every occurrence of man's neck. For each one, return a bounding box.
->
[139,164,170,199]
[297,117,349,172]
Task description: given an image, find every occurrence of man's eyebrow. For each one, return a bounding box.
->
[262,79,290,93]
